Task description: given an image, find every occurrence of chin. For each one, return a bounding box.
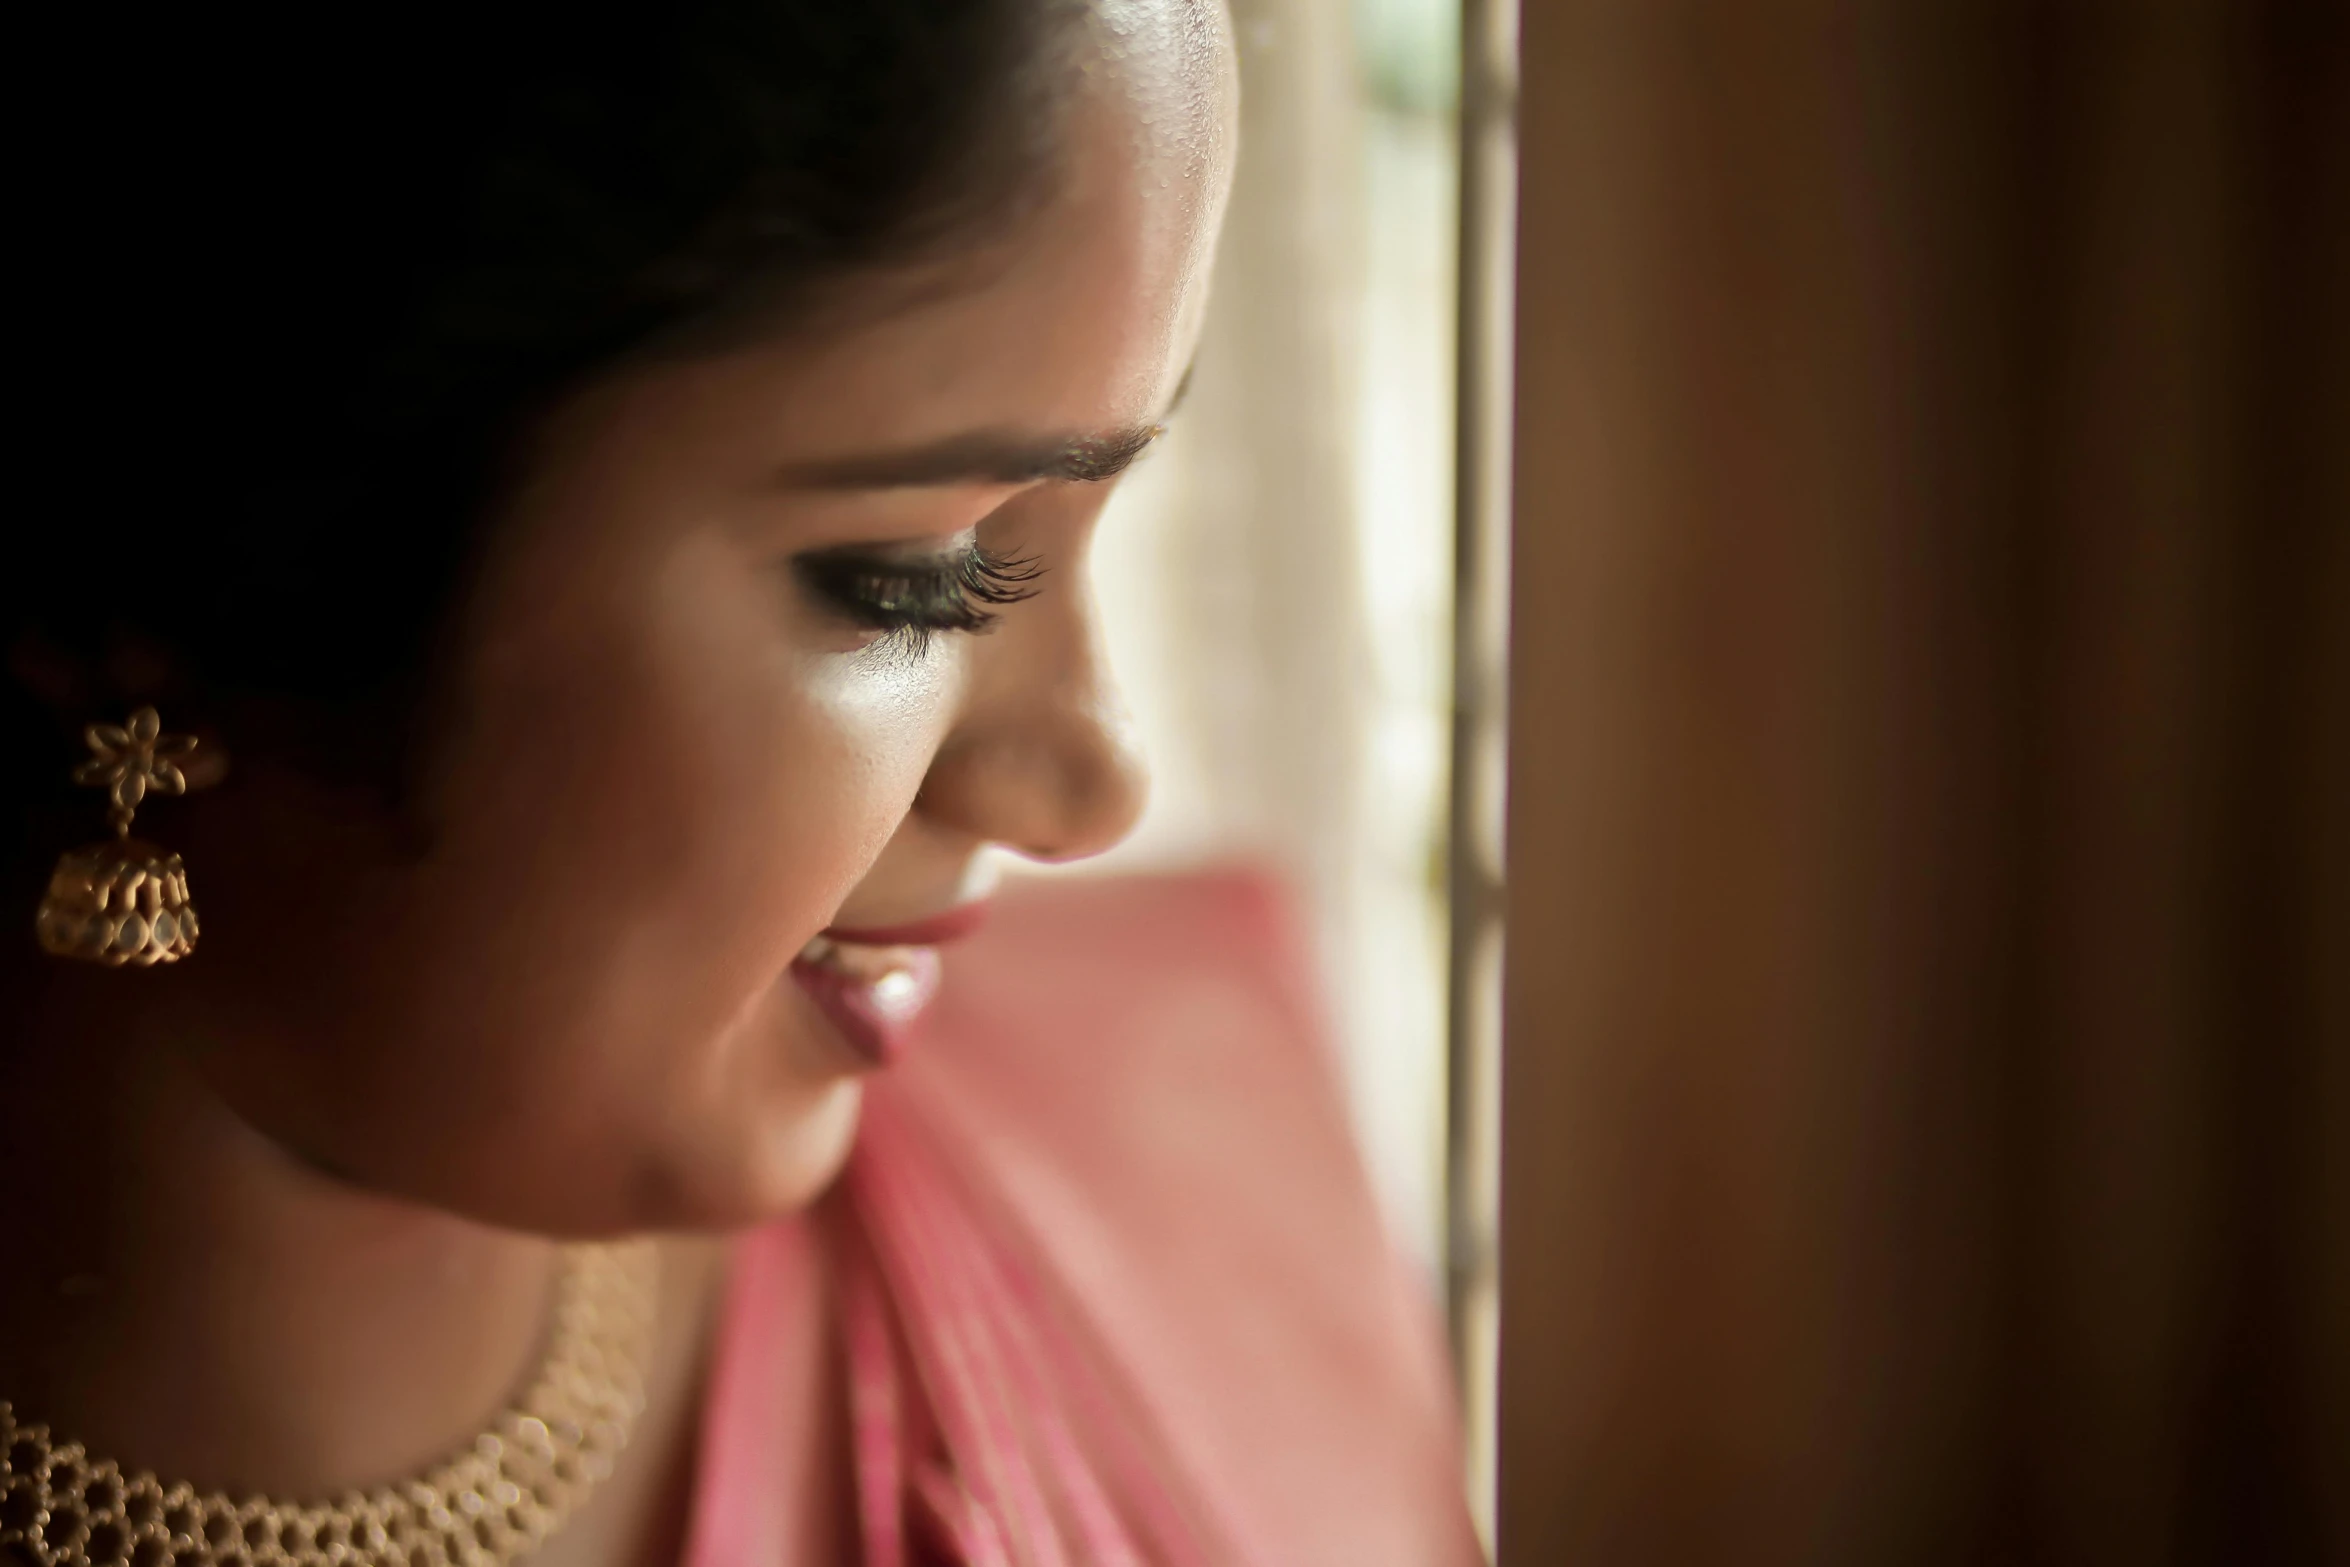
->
[247,1077,867,1242]
[635,1075,868,1234]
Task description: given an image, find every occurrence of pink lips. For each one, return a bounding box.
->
[789,947,942,1068]
[788,902,990,1068]
[821,902,993,948]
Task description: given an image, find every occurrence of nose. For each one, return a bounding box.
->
[916,562,1149,865]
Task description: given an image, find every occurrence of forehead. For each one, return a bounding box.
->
[741,19,1237,459]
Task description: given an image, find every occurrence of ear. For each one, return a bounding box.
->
[102,634,182,704]
[7,629,232,791]
[7,629,92,716]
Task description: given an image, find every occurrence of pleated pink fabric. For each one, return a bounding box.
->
[680,871,1482,1567]
[830,1090,1238,1567]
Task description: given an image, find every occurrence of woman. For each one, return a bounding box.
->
[0,2,1476,1563]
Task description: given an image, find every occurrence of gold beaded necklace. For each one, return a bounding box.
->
[0,1241,659,1567]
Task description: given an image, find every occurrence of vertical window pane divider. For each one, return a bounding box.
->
[1445,0,1517,1550]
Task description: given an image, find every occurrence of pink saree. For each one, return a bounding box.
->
[680,872,1481,1567]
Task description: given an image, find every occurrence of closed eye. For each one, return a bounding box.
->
[792,540,1045,655]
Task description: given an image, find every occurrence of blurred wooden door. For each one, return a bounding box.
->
[1496,5,2347,1563]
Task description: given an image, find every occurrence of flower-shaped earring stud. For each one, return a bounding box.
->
[36,707,210,966]
[75,707,199,833]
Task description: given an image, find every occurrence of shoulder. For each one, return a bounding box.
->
[894,870,1481,1567]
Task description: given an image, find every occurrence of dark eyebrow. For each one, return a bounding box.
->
[781,422,1167,490]
[780,365,1196,492]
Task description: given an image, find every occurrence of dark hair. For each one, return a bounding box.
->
[5,0,1091,866]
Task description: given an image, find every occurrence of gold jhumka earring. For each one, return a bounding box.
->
[35,707,207,966]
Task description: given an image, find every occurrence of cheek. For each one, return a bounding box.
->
[433,543,960,1056]
[204,539,965,1229]
[789,650,967,876]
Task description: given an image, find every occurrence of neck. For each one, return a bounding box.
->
[0,970,561,1498]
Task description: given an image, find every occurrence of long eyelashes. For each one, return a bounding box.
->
[793,542,1045,655]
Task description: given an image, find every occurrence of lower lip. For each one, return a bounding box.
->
[788,947,943,1068]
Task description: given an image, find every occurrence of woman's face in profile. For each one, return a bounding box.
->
[176,39,1237,1235]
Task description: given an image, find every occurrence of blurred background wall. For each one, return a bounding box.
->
[1498,5,2347,1564]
